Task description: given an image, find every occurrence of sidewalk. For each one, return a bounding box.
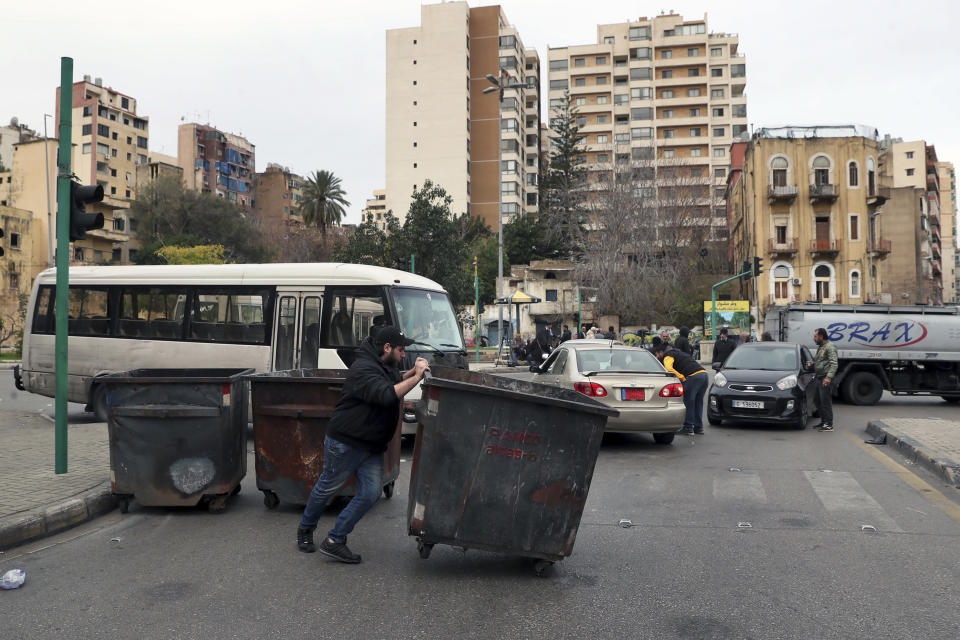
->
[866,418,960,489]
[0,411,114,550]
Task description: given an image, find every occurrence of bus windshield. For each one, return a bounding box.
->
[392,288,464,350]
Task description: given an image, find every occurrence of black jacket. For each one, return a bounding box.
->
[326,338,403,453]
[713,337,736,364]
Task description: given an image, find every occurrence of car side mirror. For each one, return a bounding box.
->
[712,362,722,371]
[803,361,814,371]
[529,365,541,373]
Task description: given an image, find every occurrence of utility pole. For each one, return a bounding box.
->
[473,256,480,363]
[54,57,73,474]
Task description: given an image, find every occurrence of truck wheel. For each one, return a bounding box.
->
[843,371,883,406]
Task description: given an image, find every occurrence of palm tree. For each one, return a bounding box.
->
[298,169,350,246]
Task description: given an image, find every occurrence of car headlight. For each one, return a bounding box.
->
[776,374,798,390]
[713,372,727,387]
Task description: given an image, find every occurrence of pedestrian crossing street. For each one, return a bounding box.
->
[596,465,958,535]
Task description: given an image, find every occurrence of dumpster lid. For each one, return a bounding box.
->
[423,366,619,418]
[99,368,255,384]
[245,368,348,384]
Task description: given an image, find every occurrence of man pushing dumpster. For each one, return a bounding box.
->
[297,326,430,563]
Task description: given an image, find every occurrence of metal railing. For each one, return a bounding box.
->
[810,238,842,253]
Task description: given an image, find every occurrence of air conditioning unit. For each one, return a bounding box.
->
[792,278,802,286]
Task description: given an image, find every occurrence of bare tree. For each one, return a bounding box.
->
[576,145,728,327]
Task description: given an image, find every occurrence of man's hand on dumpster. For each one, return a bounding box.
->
[414,357,431,379]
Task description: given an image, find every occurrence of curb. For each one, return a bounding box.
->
[866,420,960,490]
[0,481,117,550]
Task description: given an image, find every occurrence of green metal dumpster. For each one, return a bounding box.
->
[408,366,618,575]
[247,369,401,509]
[101,368,253,514]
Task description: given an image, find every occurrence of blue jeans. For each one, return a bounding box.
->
[299,436,383,543]
[682,372,708,432]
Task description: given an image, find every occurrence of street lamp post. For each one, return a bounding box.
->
[484,71,525,354]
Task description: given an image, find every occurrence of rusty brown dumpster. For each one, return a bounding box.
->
[409,366,618,575]
[248,369,401,509]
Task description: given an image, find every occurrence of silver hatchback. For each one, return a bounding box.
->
[528,341,686,444]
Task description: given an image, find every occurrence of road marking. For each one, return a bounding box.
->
[713,470,767,503]
[844,431,960,526]
[804,470,902,532]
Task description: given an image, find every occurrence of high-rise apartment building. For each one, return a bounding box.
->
[178,123,255,210]
[728,126,889,320]
[53,76,143,266]
[385,2,540,231]
[252,164,304,226]
[547,13,747,241]
[362,189,389,231]
[878,141,956,304]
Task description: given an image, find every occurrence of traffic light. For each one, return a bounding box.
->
[69,182,104,242]
[396,256,409,271]
[741,259,752,279]
[753,256,764,277]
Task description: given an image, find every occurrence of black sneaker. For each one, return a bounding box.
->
[693,429,705,435]
[319,537,362,564]
[297,527,316,553]
[818,424,834,432]
[678,428,694,435]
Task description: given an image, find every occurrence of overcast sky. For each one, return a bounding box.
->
[5,0,959,226]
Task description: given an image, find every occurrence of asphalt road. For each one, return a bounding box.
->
[1,392,958,639]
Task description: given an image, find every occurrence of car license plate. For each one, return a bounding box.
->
[621,388,645,401]
[732,400,764,409]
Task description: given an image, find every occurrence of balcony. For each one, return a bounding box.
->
[866,237,891,256]
[808,184,838,202]
[866,185,890,207]
[768,237,799,256]
[810,238,842,257]
[767,184,798,203]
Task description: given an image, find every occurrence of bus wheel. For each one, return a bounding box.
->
[92,385,108,422]
[843,371,883,406]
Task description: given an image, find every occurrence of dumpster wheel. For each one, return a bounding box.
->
[533,559,554,577]
[117,495,132,514]
[207,494,229,513]
[417,540,434,559]
[262,490,280,509]
[383,481,395,499]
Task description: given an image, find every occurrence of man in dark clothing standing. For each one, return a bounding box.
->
[713,327,736,366]
[812,327,838,432]
[297,327,430,563]
[560,324,572,343]
[653,343,708,435]
[674,326,694,356]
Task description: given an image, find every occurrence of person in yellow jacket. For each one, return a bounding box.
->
[653,342,708,435]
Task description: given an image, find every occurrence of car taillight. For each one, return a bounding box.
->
[574,382,608,397]
[660,383,684,397]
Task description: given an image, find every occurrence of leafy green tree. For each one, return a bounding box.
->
[539,92,588,255]
[156,244,226,265]
[333,213,402,266]
[130,175,271,263]
[298,170,350,246]
[503,212,566,266]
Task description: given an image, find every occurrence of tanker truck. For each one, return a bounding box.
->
[764,303,960,405]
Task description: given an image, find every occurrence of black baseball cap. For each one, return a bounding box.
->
[374,326,415,348]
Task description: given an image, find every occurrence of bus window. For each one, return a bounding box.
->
[120,288,186,340]
[301,296,322,369]
[65,288,111,336]
[322,288,386,348]
[31,286,55,334]
[190,290,268,344]
[274,296,297,370]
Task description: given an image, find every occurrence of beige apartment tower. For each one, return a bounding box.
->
[385,2,540,231]
[547,13,747,240]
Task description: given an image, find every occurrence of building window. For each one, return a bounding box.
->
[689,108,701,117]
[97,124,110,138]
[731,64,746,77]
[663,109,674,118]
[614,133,629,143]
[690,148,703,157]
[714,167,726,178]
[596,76,608,85]
[687,68,699,77]
[597,114,608,124]
[631,107,653,120]
[596,56,606,64]
[713,128,725,137]
[711,68,723,77]
[712,107,724,117]
[713,147,726,157]
[687,48,699,56]
[849,270,861,298]
[631,87,651,100]
[712,88,724,98]
[663,129,675,138]
[906,168,915,176]
[689,128,702,137]
[574,58,585,67]
[597,135,609,144]
[82,143,91,154]
[688,88,701,97]
[905,151,914,159]
[662,90,674,99]
[772,157,788,186]
[776,225,788,245]
[630,67,651,81]
[733,104,747,118]
[711,47,722,56]
[81,124,92,136]
[663,149,675,159]
[629,26,651,40]
[549,79,568,90]
[549,59,568,71]
[545,289,558,302]
[661,50,673,59]
[574,77,586,87]
[848,161,859,187]
[867,157,877,195]
[849,215,859,240]
[662,69,673,79]
[813,156,831,186]
[631,127,652,140]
